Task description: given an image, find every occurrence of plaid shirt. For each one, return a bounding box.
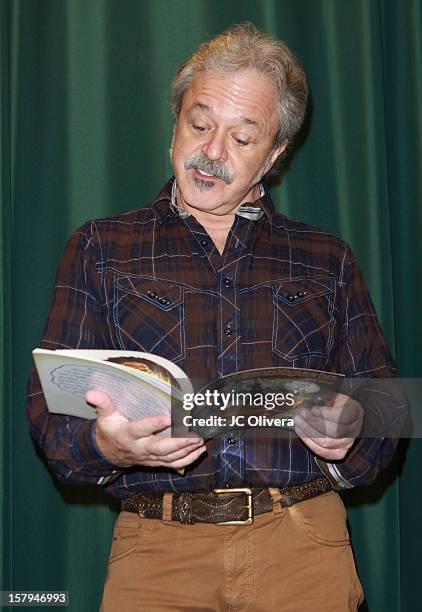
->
[26,178,398,498]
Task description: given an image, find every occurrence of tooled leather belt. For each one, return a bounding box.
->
[120,477,332,525]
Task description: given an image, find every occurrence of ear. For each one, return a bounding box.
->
[169,124,177,160]
[266,138,288,172]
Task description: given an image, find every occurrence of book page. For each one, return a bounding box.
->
[51,363,171,420]
[34,352,172,425]
[50,349,193,397]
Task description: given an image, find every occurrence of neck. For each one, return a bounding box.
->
[175,183,262,232]
[183,204,234,255]
[174,182,263,255]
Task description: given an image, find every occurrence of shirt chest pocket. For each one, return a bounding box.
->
[272,277,335,362]
[113,276,185,362]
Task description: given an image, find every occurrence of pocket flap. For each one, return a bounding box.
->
[273,277,334,307]
[114,276,183,311]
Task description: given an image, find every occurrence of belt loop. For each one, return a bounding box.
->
[268,487,283,517]
[162,492,173,522]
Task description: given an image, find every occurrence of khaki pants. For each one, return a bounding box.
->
[100,491,364,611]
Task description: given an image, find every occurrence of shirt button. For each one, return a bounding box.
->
[223,277,232,287]
[224,327,233,336]
[147,290,157,299]
[159,297,170,305]
[227,436,236,445]
[200,239,208,247]
[288,295,296,302]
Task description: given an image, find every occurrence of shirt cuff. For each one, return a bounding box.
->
[72,419,125,484]
[314,456,353,490]
[313,436,392,489]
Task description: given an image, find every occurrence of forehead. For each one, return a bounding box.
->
[181,69,279,133]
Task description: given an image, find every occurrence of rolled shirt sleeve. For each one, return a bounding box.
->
[315,246,406,489]
[26,222,124,484]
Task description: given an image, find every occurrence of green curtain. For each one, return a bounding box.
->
[1,0,12,597]
[1,0,421,610]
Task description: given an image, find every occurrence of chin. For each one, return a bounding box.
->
[179,172,227,203]
[185,191,227,212]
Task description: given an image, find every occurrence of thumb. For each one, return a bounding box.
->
[85,389,123,418]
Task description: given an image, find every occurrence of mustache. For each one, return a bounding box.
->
[184,154,234,185]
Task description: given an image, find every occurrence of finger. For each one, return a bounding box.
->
[312,403,360,425]
[295,419,353,449]
[139,436,204,458]
[334,393,351,406]
[295,433,326,455]
[294,414,328,438]
[333,394,363,415]
[295,432,352,460]
[156,444,207,469]
[300,411,357,438]
[85,389,122,417]
[127,414,172,439]
[146,442,207,463]
[151,437,204,456]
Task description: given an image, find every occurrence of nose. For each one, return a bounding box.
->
[201,129,228,161]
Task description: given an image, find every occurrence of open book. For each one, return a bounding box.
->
[33,348,344,439]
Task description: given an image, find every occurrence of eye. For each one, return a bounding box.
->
[233,135,250,146]
[192,124,207,133]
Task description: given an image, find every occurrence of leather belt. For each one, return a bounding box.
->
[121,477,332,525]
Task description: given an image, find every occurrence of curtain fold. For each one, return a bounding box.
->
[379,4,422,611]
[2,1,421,610]
[1,0,12,594]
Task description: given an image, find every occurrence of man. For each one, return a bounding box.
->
[27,23,400,611]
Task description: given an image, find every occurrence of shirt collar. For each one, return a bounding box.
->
[152,177,275,223]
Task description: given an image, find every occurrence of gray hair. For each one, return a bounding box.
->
[171,23,308,146]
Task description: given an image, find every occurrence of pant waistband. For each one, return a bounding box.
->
[120,477,332,525]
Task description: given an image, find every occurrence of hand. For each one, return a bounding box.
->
[293,393,364,460]
[86,389,206,469]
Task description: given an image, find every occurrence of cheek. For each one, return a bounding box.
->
[171,141,187,170]
[232,156,264,180]
[173,135,200,165]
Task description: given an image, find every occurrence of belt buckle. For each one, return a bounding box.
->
[212,487,253,526]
